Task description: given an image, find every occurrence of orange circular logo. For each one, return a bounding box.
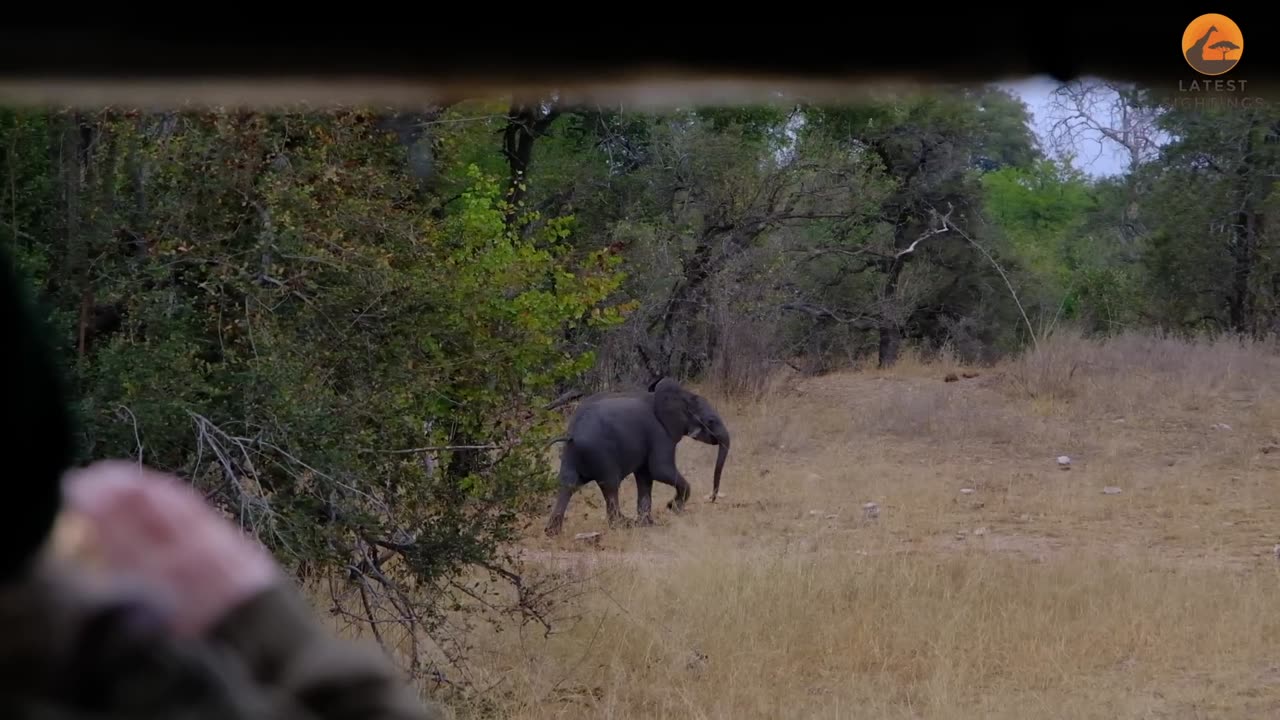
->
[1182,14,1243,76]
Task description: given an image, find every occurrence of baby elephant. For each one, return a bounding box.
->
[544,377,731,536]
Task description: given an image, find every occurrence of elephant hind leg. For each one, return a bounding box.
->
[546,459,584,537]
[545,484,578,537]
[598,475,633,529]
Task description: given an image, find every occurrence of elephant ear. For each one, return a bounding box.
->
[651,377,692,442]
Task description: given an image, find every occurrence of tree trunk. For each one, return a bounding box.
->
[1227,212,1257,335]
[649,228,724,378]
[877,324,901,368]
[1228,118,1261,335]
[59,111,96,358]
[877,254,906,368]
[501,103,560,234]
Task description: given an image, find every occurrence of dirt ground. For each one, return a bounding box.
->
[439,331,1280,719]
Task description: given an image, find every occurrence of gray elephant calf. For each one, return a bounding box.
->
[544,378,730,536]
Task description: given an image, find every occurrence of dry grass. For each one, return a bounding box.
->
[346,328,1280,718]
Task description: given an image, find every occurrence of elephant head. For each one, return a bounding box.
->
[649,377,731,501]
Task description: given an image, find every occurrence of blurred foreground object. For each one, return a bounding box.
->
[0,461,444,718]
[0,244,72,584]
[0,15,1274,108]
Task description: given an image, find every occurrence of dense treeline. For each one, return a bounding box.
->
[2,79,1278,685]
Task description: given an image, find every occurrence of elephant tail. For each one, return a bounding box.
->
[544,434,572,448]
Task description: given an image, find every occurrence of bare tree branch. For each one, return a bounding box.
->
[780,302,878,329]
[930,203,1039,352]
[1045,78,1167,174]
[377,444,504,454]
[894,203,954,259]
[543,389,585,411]
[793,246,894,264]
[114,404,143,466]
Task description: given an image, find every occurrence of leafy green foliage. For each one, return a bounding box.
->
[979,159,1141,330]
[1,107,627,679]
[982,161,1092,285]
[1131,101,1280,334]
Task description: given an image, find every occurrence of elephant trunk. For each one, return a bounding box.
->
[711,434,729,501]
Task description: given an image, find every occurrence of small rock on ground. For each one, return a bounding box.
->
[1102,486,1123,495]
[685,649,709,673]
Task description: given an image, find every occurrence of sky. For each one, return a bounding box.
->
[995,74,1133,178]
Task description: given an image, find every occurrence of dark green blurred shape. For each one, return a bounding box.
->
[0,243,71,583]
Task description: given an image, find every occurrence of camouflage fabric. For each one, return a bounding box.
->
[0,556,444,720]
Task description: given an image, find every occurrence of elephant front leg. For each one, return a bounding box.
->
[649,460,692,514]
[665,474,691,514]
[634,468,655,526]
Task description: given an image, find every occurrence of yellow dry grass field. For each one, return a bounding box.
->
[373,329,1280,719]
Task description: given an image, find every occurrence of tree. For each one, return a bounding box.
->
[978,158,1140,332]
[1209,40,1240,61]
[1134,99,1280,335]
[794,85,1043,366]
[543,107,860,387]
[1045,78,1167,176]
[0,107,628,685]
